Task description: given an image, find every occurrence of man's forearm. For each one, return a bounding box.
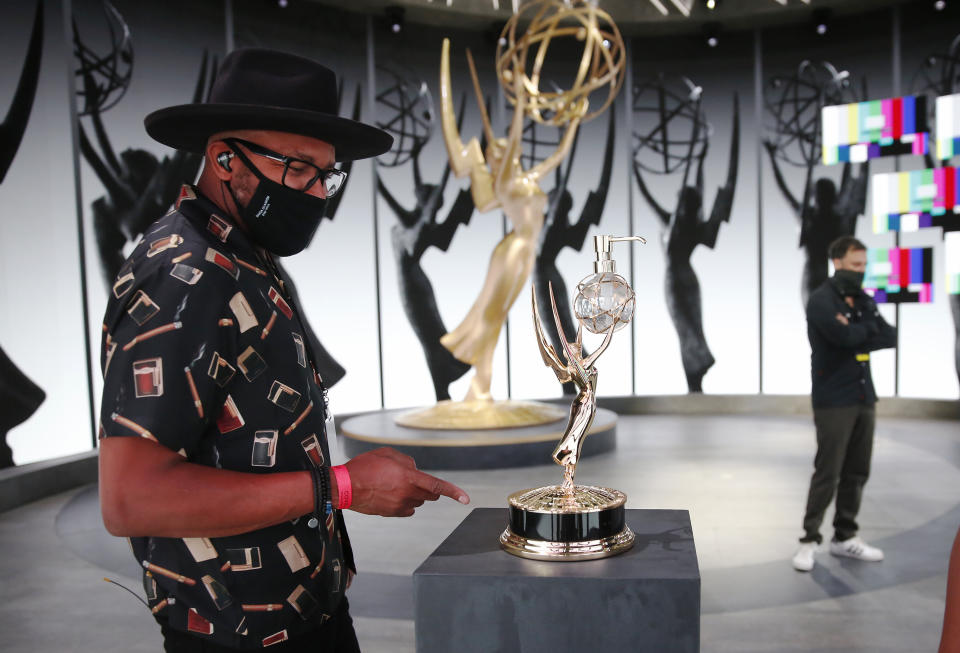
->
[860,313,897,351]
[100,437,339,538]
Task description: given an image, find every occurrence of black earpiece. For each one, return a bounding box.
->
[217,151,233,171]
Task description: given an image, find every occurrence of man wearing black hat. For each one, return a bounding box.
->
[98,49,470,651]
[791,235,896,573]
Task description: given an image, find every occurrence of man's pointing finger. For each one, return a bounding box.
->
[410,471,470,505]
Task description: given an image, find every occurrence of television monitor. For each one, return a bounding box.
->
[822,95,929,165]
[947,232,960,295]
[871,167,960,233]
[864,246,933,303]
[936,93,960,160]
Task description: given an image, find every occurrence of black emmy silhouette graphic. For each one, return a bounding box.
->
[764,61,867,308]
[632,75,739,393]
[375,67,474,401]
[73,0,215,288]
[912,35,960,388]
[532,107,616,396]
[275,83,362,389]
[74,1,360,389]
[0,2,46,467]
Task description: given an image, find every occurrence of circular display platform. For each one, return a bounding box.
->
[339,407,618,470]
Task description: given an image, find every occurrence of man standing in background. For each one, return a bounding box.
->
[792,236,897,572]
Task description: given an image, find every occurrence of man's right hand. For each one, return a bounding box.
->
[835,312,849,326]
[343,447,469,517]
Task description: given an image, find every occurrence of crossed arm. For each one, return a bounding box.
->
[808,294,896,351]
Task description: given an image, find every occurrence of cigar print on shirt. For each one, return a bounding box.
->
[291,333,307,368]
[183,538,218,562]
[207,214,232,242]
[170,263,203,285]
[228,292,258,333]
[132,358,164,398]
[143,570,158,601]
[277,535,310,573]
[331,559,341,592]
[201,574,233,611]
[262,630,289,647]
[267,287,293,320]
[300,434,324,468]
[286,585,320,620]
[267,381,301,413]
[225,547,262,572]
[216,395,245,434]
[187,608,214,635]
[205,247,239,280]
[237,346,267,382]
[104,339,118,377]
[251,430,278,467]
[126,290,160,326]
[207,352,237,387]
[113,271,135,299]
[146,234,184,258]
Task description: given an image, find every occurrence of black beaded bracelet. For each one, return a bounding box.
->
[319,465,331,515]
[308,467,323,529]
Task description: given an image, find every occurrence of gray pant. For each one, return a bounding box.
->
[800,403,876,544]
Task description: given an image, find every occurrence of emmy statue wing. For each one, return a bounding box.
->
[532,287,573,384]
[703,92,739,240]
[440,39,483,179]
[440,39,498,212]
[0,1,43,183]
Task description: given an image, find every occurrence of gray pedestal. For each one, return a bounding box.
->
[413,508,700,653]
[340,408,617,470]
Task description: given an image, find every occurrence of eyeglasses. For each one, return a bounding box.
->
[223,137,347,197]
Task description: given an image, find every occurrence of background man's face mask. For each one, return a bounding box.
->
[224,143,328,257]
[833,268,865,296]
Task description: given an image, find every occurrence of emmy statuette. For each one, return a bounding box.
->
[501,235,645,561]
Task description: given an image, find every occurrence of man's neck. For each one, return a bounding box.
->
[195,171,251,237]
[195,174,234,217]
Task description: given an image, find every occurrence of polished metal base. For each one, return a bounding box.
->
[500,485,635,561]
[499,525,635,561]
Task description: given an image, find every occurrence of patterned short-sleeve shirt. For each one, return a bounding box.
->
[100,185,352,650]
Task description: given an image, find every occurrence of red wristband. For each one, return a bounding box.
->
[331,465,352,510]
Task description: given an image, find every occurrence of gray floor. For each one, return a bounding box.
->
[1,413,956,652]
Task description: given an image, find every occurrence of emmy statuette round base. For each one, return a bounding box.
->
[500,485,634,561]
[394,399,565,430]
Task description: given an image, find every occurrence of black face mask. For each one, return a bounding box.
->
[224,145,328,257]
[833,268,865,296]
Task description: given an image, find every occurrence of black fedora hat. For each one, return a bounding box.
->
[144,48,392,161]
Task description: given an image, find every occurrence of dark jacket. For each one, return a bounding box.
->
[806,277,897,408]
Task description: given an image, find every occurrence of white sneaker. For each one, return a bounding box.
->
[792,542,818,571]
[829,536,884,562]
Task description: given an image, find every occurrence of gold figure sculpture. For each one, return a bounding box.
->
[396,0,624,430]
[501,234,644,561]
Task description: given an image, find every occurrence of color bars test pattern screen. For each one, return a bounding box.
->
[864,246,934,304]
[948,232,960,295]
[822,95,929,165]
[937,94,960,160]
[871,167,960,233]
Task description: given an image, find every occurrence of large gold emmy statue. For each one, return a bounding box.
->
[501,234,645,561]
[396,0,624,430]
